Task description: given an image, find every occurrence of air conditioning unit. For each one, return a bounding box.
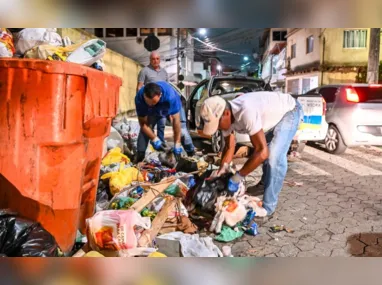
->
[136,37,142,44]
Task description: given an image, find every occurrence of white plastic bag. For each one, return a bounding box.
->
[15,28,62,55]
[0,28,15,57]
[86,210,151,252]
[157,232,223,257]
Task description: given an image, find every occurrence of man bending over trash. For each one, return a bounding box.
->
[135,81,195,163]
[200,92,303,219]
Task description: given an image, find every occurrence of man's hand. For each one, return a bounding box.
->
[227,172,244,193]
[173,143,183,161]
[150,137,165,151]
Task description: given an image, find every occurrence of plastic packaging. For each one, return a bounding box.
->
[157,232,223,257]
[86,210,151,252]
[66,39,106,66]
[164,179,189,198]
[101,147,130,166]
[14,28,62,55]
[0,28,15,57]
[0,210,58,257]
[100,163,144,196]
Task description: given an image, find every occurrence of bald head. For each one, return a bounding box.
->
[150,51,161,70]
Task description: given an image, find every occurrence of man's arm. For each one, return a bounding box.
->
[238,129,269,177]
[171,112,181,144]
[137,69,145,91]
[138,116,156,141]
[137,82,144,92]
[219,133,236,171]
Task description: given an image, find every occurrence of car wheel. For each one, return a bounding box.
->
[211,130,225,153]
[325,125,347,154]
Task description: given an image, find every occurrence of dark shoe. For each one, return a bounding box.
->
[187,150,195,157]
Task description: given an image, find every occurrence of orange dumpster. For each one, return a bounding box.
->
[0,59,122,253]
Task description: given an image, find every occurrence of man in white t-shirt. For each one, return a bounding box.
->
[200,91,303,218]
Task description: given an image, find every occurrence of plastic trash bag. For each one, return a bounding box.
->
[14,28,62,55]
[164,179,189,198]
[86,210,151,252]
[157,232,223,257]
[101,147,130,166]
[192,171,233,212]
[113,119,141,154]
[106,127,124,151]
[0,209,58,257]
[100,163,143,196]
[0,28,15,57]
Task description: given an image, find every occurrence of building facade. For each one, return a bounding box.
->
[260,28,288,91]
[285,28,382,95]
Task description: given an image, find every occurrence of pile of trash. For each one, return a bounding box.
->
[70,119,269,258]
[0,28,106,70]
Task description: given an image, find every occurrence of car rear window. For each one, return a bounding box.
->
[354,87,382,103]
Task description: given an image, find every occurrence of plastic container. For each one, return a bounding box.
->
[0,59,122,253]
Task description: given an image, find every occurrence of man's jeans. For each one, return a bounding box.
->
[261,100,304,215]
[137,107,195,155]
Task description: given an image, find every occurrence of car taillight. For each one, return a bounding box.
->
[345,88,360,103]
[322,97,327,116]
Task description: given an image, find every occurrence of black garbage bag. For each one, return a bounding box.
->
[190,171,234,212]
[175,156,198,173]
[0,209,58,257]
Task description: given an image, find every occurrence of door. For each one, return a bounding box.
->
[319,87,338,120]
[187,80,208,129]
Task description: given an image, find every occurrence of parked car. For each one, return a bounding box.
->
[186,75,328,153]
[305,84,382,154]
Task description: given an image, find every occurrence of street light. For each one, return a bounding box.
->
[199,28,207,36]
[244,56,249,61]
[217,65,222,71]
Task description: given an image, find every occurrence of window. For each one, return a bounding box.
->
[272,30,287,41]
[105,28,124,37]
[140,28,155,36]
[320,87,338,103]
[158,28,172,36]
[287,79,300,95]
[291,44,296,59]
[126,28,138,37]
[306,35,314,53]
[94,28,104,38]
[343,30,367,48]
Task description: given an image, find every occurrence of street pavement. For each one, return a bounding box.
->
[214,144,382,257]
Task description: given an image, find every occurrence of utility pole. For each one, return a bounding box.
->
[177,28,180,84]
[367,28,381,84]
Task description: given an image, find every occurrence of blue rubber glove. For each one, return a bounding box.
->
[173,143,183,160]
[150,137,164,151]
[228,172,244,193]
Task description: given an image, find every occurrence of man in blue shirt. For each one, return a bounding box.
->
[135,81,195,162]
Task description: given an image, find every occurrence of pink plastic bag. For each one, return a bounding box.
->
[86,210,151,252]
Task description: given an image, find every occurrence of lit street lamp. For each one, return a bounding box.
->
[199,28,207,36]
[244,56,249,61]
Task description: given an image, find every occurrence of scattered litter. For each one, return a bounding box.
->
[157,232,223,257]
[269,225,294,234]
[214,225,244,242]
[0,28,15,57]
[222,246,234,257]
[284,180,304,187]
